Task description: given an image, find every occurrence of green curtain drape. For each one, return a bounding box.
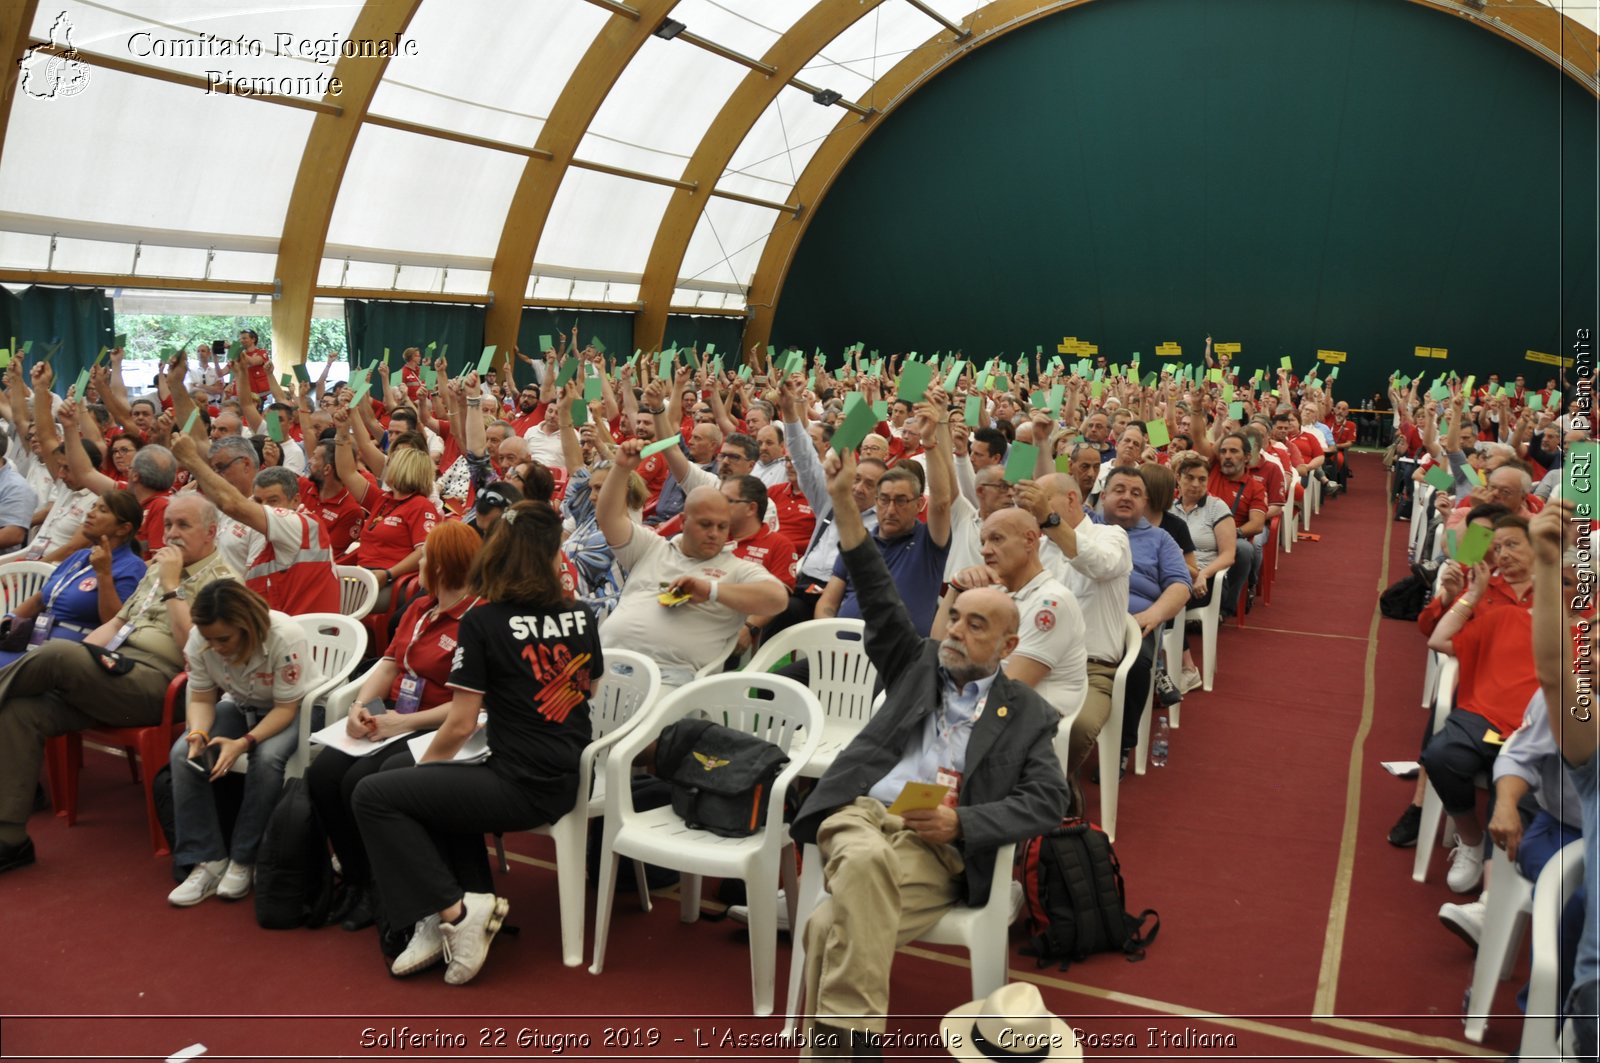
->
[515,308,635,381]
[662,315,746,363]
[343,299,487,399]
[0,286,115,397]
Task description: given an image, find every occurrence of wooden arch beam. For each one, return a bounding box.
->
[0,1,41,176]
[482,0,683,357]
[738,0,1598,352]
[271,0,422,369]
[631,0,888,355]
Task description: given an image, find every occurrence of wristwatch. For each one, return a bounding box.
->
[1038,512,1061,530]
[159,588,184,603]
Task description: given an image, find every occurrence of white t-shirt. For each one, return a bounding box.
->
[184,610,320,708]
[31,483,95,557]
[522,423,567,470]
[600,523,781,686]
[1006,568,1088,722]
[1040,517,1132,666]
[943,494,984,579]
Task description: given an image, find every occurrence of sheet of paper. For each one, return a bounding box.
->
[1381,761,1420,778]
[408,713,490,764]
[310,717,410,758]
[886,781,950,816]
[1004,442,1039,483]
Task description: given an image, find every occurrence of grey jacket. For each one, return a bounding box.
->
[791,538,1071,906]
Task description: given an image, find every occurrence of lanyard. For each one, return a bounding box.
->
[45,556,98,613]
[400,595,481,676]
[366,493,408,533]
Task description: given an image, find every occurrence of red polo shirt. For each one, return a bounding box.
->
[139,491,170,552]
[1207,461,1268,527]
[384,593,483,711]
[356,491,438,569]
[768,482,815,555]
[301,474,373,561]
[1451,602,1537,735]
[734,523,798,589]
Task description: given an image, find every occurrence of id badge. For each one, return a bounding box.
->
[394,673,425,714]
[935,766,963,809]
[28,612,54,647]
[102,622,134,652]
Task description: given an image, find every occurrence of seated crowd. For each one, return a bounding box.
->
[0,328,1593,1057]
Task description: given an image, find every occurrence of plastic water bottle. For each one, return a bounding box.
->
[1151,714,1170,768]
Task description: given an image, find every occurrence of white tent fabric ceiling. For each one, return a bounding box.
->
[1,0,1594,318]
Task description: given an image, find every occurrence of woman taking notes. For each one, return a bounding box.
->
[305,520,481,933]
[354,501,602,986]
[167,582,320,907]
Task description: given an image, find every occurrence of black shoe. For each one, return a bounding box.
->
[342,889,379,932]
[1388,804,1423,847]
[328,881,362,924]
[0,836,37,874]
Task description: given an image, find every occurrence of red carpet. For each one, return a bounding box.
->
[0,456,1505,1061]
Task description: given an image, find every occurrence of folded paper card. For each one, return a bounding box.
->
[886,781,950,816]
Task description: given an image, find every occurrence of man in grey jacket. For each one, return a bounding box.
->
[792,450,1070,1057]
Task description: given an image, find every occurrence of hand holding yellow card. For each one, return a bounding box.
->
[887,781,950,816]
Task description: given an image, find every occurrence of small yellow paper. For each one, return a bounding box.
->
[887,781,950,816]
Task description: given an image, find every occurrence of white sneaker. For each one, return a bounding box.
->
[725,889,790,932]
[390,915,444,977]
[1179,666,1203,694]
[168,859,228,907]
[1446,842,1486,894]
[441,892,510,986]
[1439,898,1486,950]
[217,861,253,900]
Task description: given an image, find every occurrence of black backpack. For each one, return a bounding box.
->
[654,718,789,838]
[1019,818,1158,970]
[253,777,335,929]
[1380,568,1433,621]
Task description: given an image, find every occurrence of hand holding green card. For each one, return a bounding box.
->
[833,401,877,453]
[1146,420,1170,448]
[1453,523,1495,567]
[1004,442,1039,484]
[640,435,681,459]
[1423,466,1456,493]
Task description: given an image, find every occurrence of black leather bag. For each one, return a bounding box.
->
[654,718,789,838]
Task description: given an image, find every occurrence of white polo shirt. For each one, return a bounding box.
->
[601,523,781,686]
[30,483,95,557]
[1040,516,1132,666]
[522,423,567,471]
[184,610,320,708]
[1006,568,1088,722]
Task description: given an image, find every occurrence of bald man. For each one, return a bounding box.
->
[936,508,1087,733]
[792,450,1069,1056]
[597,444,789,688]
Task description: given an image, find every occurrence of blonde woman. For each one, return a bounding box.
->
[332,409,439,609]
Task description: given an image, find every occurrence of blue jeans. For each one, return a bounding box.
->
[169,699,297,867]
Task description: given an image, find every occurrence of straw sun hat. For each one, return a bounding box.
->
[940,982,1083,1061]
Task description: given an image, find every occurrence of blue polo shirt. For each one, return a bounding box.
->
[832,522,950,636]
[1121,518,1191,613]
[0,461,38,536]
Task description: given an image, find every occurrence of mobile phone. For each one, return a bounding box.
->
[657,588,693,607]
[185,744,218,776]
[211,340,226,356]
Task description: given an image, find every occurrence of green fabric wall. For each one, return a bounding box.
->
[516,308,634,382]
[773,0,1598,404]
[344,299,486,400]
[0,286,115,396]
[663,315,746,361]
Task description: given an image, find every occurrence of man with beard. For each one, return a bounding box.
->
[521,396,568,471]
[1191,416,1267,613]
[301,435,373,560]
[507,384,546,435]
[790,449,1068,1056]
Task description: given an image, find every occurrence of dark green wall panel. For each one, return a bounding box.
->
[772,0,1597,402]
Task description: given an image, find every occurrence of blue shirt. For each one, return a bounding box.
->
[832,522,950,635]
[0,461,39,535]
[868,667,999,805]
[38,545,146,630]
[1567,735,1600,989]
[1121,518,1192,613]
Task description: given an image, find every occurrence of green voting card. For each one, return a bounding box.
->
[964,395,983,426]
[1222,383,1234,402]
[1004,442,1039,484]
[1423,465,1455,493]
[571,398,589,427]
[658,349,676,381]
[1280,357,1293,371]
[182,408,201,435]
[1207,368,1223,383]
[72,369,89,397]
[584,374,603,402]
[898,359,933,403]
[591,337,606,355]
[1228,402,1245,421]
[1527,394,1544,412]
[766,344,777,360]
[280,373,293,389]
[555,357,579,387]
[1048,384,1064,411]
[943,361,966,393]
[703,343,714,356]
[114,333,128,350]
[1453,523,1495,567]
[1055,454,1073,475]
[1429,380,1451,401]
[833,401,877,453]
[872,400,889,419]
[292,363,311,383]
[477,345,498,376]
[640,434,680,459]
[420,366,437,388]
[1029,390,1048,409]
[1146,420,1170,448]
[783,351,806,377]
[266,411,285,443]
[539,334,554,353]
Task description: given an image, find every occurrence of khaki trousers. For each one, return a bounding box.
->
[1067,661,1118,773]
[0,640,174,843]
[802,797,964,1041]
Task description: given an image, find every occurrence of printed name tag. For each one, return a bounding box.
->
[935,766,963,808]
[28,613,54,647]
[394,673,425,714]
[102,622,134,651]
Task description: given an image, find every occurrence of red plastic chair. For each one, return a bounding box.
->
[44,672,189,857]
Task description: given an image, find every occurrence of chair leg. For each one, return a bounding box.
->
[588,849,621,975]
[123,745,141,785]
[135,731,171,857]
[631,856,653,913]
[744,864,781,1017]
[1412,788,1448,883]
[969,934,1010,1000]
[783,849,827,1042]
[44,736,69,817]
[1464,868,1533,1042]
[1133,706,1150,776]
[679,873,702,923]
[548,815,586,968]
[1201,610,1219,692]
[493,833,509,874]
[1096,731,1119,843]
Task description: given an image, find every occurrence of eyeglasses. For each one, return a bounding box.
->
[211,456,247,475]
[876,494,919,508]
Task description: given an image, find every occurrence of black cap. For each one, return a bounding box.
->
[475,481,523,516]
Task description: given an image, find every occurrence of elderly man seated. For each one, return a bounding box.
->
[794,451,1069,1057]
[0,493,236,873]
[597,440,788,688]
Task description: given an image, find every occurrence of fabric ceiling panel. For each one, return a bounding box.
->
[441,268,492,296]
[718,85,848,200]
[800,2,941,108]
[367,1,607,146]
[575,35,748,181]
[46,236,141,275]
[319,258,399,290]
[536,168,675,276]
[327,125,525,260]
[0,67,312,240]
[679,198,779,288]
[126,243,209,278]
[205,249,277,283]
[0,232,52,271]
[40,0,363,87]
[667,0,820,57]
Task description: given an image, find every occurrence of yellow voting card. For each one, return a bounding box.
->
[887,782,950,815]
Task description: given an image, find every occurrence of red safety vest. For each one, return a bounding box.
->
[247,508,341,615]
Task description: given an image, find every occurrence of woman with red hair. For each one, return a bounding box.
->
[305,520,482,934]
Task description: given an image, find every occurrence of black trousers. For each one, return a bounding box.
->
[1419,709,1501,815]
[352,762,568,930]
[305,742,415,886]
[1118,627,1162,752]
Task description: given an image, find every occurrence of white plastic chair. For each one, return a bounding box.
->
[0,560,54,614]
[1464,851,1537,1043]
[335,565,379,620]
[1095,615,1145,840]
[589,672,822,1016]
[1520,838,1585,1063]
[1280,481,1296,554]
[746,619,878,778]
[287,613,367,778]
[1414,655,1469,883]
[1185,586,1225,693]
[782,840,1018,1041]
[525,650,662,967]
[1160,620,1183,729]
